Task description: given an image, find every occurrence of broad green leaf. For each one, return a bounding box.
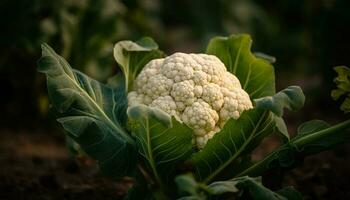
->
[127,105,194,182]
[229,176,296,200]
[236,119,350,177]
[175,174,201,197]
[175,175,301,200]
[331,66,350,113]
[296,120,330,136]
[113,37,165,92]
[191,109,275,183]
[206,34,275,99]
[277,187,303,200]
[207,180,239,194]
[208,177,288,199]
[175,174,213,200]
[242,112,276,153]
[291,120,348,155]
[254,86,305,140]
[38,43,136,178]
[254,86,305,117]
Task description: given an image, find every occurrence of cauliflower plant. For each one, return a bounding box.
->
[128,53,253,148]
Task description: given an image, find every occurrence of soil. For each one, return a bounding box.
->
[1,129,350,200]
[0,130,132,200]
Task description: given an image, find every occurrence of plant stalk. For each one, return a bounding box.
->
[235,119,350,178]
[293,119,350,147]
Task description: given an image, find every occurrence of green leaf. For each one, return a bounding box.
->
[127,105,194,184]
[207,177,273,199]
[206,34,275,99]
[277,187,303,200]
[291,120,348,155]
[124,180,153,200]
[107,73,125,89]
[340,98,350,113]
[37,43,136,178]
[331,66,350,113]
[176,175,301,200]
[236,119,350,178]
[191,109,275,183]
[274,116,289,140]
[296,120,330,137]
[254,86,305,117]
[254,86,305,140]
[227,176,296,200]
[207,180,239,194]
[175,174,201,197]
[113,37,165,92]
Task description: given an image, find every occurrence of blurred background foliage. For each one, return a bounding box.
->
[0,0,349,129]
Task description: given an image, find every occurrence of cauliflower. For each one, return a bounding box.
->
[128,53,253,149]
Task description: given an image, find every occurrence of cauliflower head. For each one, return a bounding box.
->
[127,53,253,149]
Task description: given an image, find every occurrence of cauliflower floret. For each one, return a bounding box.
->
[150,95,179,117]
[219,88,253,127]
[135,59,164,93]
[195,126,221,149]
[182,100,219,134]
[162,53,194,82]
[171,80,196,106]
[218,72,242,90]
[129,52,253,149]
[193,71,210,86]
[128,92,153,106]
[202,83,224,111]
[142,74,174,99]
[127,91,143,106]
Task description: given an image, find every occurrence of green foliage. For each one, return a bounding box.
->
[331,66,350,113]
[254,86,305,139]
[175,174,302,200]
[191,109,274,183]
[254,86,305,117]
[206,34,275,99]
[191,35,305,184]
[113,37,165,91]
[38,44,136,178]
[128,105,193,184]
[38,34,350,200]
[236,119,350,177]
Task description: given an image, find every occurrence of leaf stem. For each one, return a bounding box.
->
[144,119,165,194]
[293,119,350,147]
[235,119,350,177]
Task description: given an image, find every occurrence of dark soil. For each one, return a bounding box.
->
[0,130,132,200]
[1,129,350,200]
[283,146,350,200]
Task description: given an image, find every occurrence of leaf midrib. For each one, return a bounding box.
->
[203,111,268,184]
[72,76,133,144]
[232,39,243,74]
[46,51,134,144]
[144,117,164,189]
